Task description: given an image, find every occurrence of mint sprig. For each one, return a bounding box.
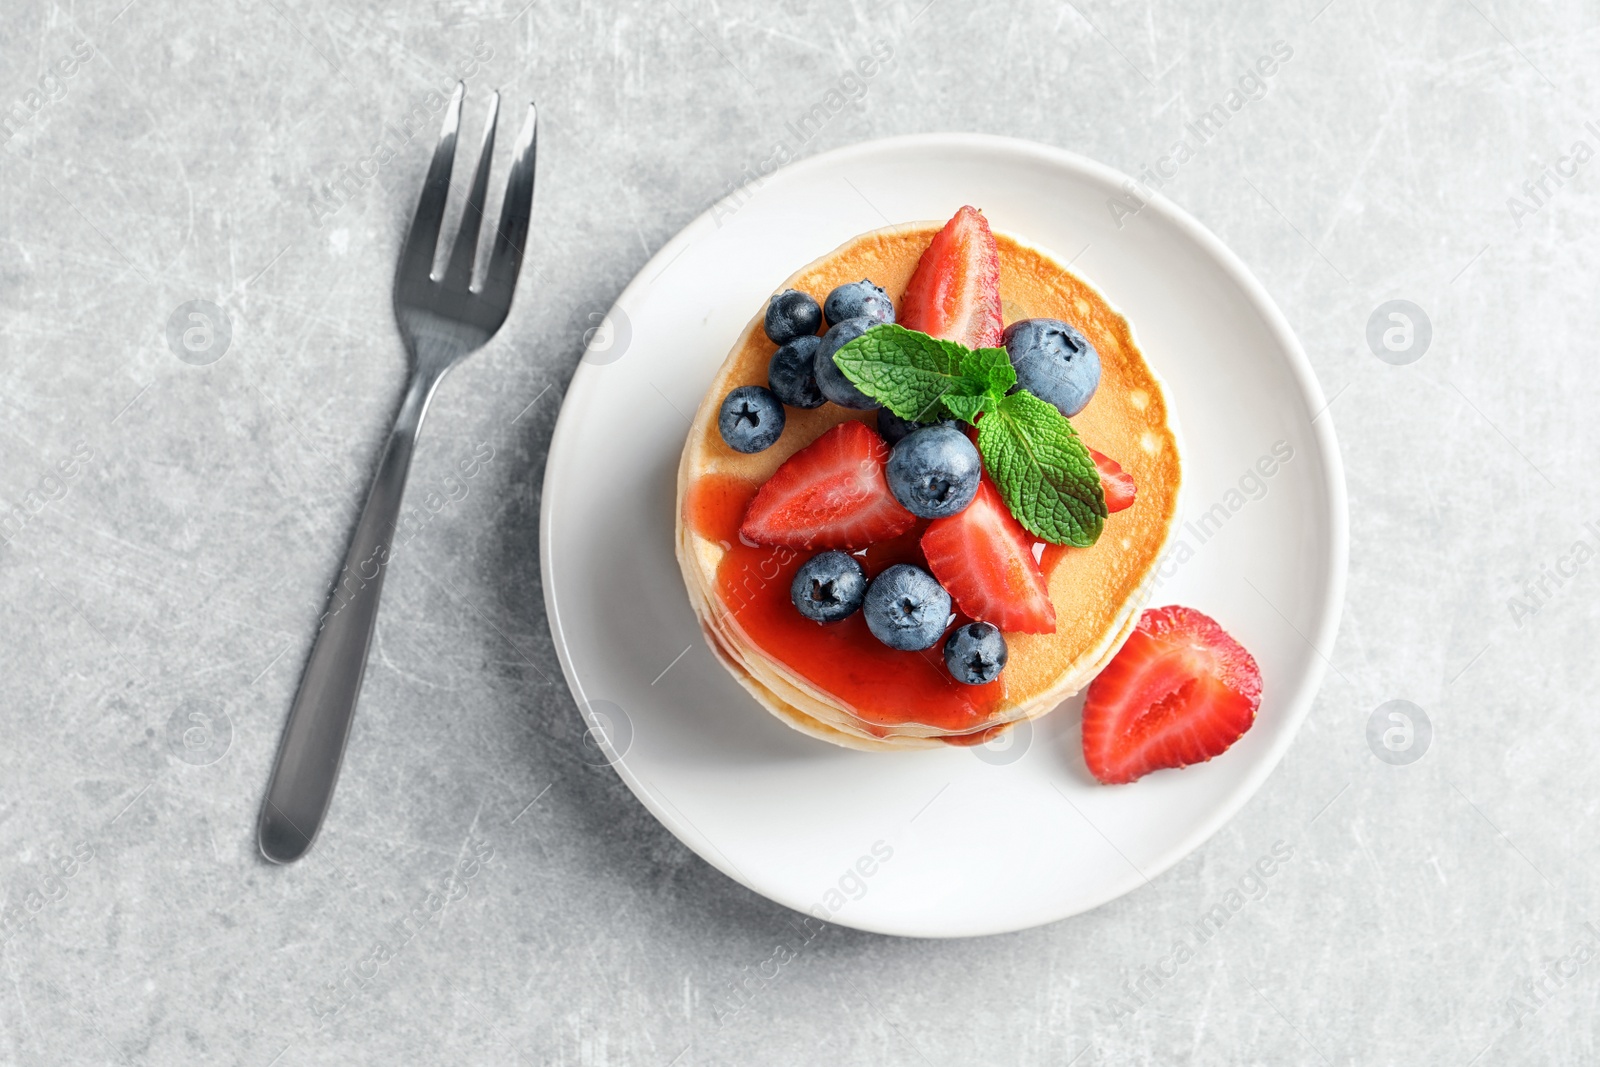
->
[977,391,1105,546]
[832,323,1106,547]
[828,324,1011,424]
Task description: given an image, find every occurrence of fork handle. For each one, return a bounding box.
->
[258,368,443,863]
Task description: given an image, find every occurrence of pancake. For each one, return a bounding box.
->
[675,221,1182,750]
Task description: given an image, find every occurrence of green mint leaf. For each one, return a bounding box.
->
[831,324,989,422]
[977,391,1106,546]
[959,345,1017,396]
[830,321,1103,544]
[939,391,992,424]
[941,347,1012,423]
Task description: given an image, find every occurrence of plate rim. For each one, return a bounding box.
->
[539,131,1349,938]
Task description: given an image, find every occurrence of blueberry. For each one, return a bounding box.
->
[768,336,825,409]
[1003,318,1102,417]
[877,408,957,447]
[764,289,823,346]
[886,424,981,519]
[943,622,1008,685]
[718,385,785,453]
[790,551,867,623]
[862,564,951,651]
[814,317,880,409]
[823,280,895,328]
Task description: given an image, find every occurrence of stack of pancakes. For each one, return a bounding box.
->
[675,222,1182,751]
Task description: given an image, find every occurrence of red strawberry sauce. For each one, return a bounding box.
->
[685,472,1046,735]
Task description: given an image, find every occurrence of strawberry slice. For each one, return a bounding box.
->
[1082,606,1262,784]
[899,205,1004,350]
[1089,448,1136,513]
[740,420,916,549]
[921,478,1055,633]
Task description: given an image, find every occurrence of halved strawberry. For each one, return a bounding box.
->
[1082,606,1262,785]
[1089,448,1136,513]
[740,421,916,549]
[899,206,1004,350]
[920,478,1055,633]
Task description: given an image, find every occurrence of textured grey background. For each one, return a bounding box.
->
[1,0,1595,1063]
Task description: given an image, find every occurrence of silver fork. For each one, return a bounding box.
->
[258,84,537,864]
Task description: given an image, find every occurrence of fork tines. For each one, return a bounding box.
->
[397,83,537,320]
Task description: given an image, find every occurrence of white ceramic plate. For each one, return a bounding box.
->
[540,135,1346,938]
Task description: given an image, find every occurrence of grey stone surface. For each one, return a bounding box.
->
[1,0,1596,1062]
